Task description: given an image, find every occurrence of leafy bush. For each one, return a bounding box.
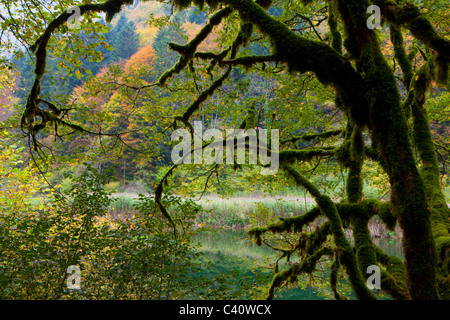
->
[0,157,205,299]
[104,181,120,193]
[82,194,203,299]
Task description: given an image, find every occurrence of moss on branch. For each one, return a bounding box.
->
[282,129,343,146]
[223,0,370,126]
[328,0,343,54]
[347,126,364,203]
[409,59,450,292]
[158,6,233,86]
[375,0,450,87]
[282,164,377,299]
[374,246,408,299]
[389,23,414,91]
[266,246,333,300]
[248,207,322,246]
[278,148,335,164]
[330,254,348,299]
[179,66,232,124]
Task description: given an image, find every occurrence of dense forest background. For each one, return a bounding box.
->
[2,1,293,196]
[1,1,448,198]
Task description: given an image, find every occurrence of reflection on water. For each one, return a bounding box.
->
[372,237,404,259]
[195,229,275,259]
[196,229,403,259]
[195,229,404,300]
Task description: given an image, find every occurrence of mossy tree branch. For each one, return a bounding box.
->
[375,0,450,88]
[389,23,414,91]
[346,125,364,203]
[409,59,450,288]
[222,0,370,126]
[21,0,145,151]
[281,129,343,147]
[278,148,335,164]
[330,254,348,300]
[158,6,233,86]
[374,0,450,60]
[266,246,333,300]
[248,207,322,246]
[249,194,407,299]
[282,164,377,299]
[337,0,439,299]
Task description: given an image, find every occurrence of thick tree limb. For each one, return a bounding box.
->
[374,0,450,60]
[222,0,370,126]
[338,0,439,299]
[282,164,377,299]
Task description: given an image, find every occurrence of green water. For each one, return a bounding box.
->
[195,229,403,300]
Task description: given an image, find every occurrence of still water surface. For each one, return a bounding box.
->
[196,229,403,300]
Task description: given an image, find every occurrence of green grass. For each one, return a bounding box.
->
[106,194,406,238]
[107,195,137,218]
[195,195,315,228]
[105,193,317,227]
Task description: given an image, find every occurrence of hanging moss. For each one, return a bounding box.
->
[329,255,348,300]
[278,148,334,165]
[170,0,222,11]
[435,54,450,88]
[346,126,364,203]
[104,0,133,22]
[154,165,179,235]
[158,6,233,86]
[389,23,414,90]
[328,0,343,54]
[282,164,377,299]
[335,0,374,62]
[225,0,370,126]
[410,59,450,286]
[266,246,333,300]
[247,206,322,245]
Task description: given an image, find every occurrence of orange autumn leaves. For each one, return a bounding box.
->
[124,45,156,76]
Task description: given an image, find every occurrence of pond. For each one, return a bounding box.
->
[195,229,403,300]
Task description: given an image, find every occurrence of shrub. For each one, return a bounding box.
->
[0,160,204,299]
[104,181,120,193]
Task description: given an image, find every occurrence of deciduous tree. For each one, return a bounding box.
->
[6,0,450,299]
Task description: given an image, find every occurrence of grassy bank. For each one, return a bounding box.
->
[108,194,403,239]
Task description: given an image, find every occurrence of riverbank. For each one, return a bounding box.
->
[108,194,404,240]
